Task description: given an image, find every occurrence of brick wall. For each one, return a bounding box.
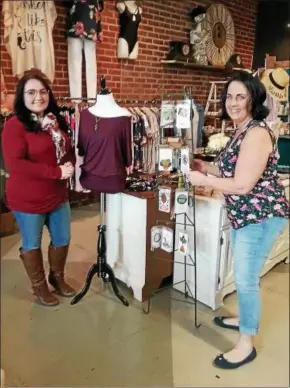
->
[0,0,257,105]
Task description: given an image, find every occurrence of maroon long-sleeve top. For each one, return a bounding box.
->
[1,116,75,213]
[78,109,132,193]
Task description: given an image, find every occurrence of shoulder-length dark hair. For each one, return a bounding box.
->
[13,70,70,134]
[220,70,269,121]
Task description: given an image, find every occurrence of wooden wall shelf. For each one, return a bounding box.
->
[160,59,226,72]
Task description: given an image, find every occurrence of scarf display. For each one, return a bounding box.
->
[32,113,66,164]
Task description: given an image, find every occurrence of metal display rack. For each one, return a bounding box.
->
[142,87,201,329]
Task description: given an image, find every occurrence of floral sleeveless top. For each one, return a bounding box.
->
[217,120,289,230]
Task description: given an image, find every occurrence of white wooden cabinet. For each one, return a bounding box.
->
[173,196,226,310]
[106,193,147,302]
[173,184,289,311]
[106,192,173,302]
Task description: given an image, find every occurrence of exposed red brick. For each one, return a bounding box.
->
[0,0,257,105]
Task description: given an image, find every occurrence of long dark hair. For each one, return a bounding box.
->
[220,70,269,121]
[14,70,70,134]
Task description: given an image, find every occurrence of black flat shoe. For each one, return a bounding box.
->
[213,347,257,369]
[213,316,239,331]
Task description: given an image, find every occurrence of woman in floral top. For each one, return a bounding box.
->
[189,71,289,369]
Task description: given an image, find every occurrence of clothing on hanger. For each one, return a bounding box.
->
[3,0,57,81]
[66,0,103,42]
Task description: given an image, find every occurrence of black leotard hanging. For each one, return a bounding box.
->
[118,2,141,54]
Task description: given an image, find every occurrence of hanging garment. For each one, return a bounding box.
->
[67,37,97,99]
[191,101,200,151]
[141,107,160,173]
[65,0,103,42]
[2,1,57,81]
[118,3,141,54]
[265,94,280,122]
[184,101,204,151]
[132,116,146,171]
[73,104,90,192]
[195,103,204,148]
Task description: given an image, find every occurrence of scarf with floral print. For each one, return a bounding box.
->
[32,112,66,164]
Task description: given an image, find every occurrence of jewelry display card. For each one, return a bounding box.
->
[160,100,176,128]
[158,187,171,213]
[174,189,189,214]
[158,147,173,172]
[176,99,191,130]
[178,231,189,255]
[180,147,190,174]
[151,226,162,250]
[161,227,174,253]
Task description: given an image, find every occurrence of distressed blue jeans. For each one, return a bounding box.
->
[13,202,71,252]
[231,217,288,336]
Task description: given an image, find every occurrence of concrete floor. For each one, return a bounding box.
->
[1,204,289,387]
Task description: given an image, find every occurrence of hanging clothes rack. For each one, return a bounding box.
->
[55,96,161,105]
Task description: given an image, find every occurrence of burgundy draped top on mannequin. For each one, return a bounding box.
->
[77,109,132,193]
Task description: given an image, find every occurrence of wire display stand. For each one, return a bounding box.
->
[141,87,201,329]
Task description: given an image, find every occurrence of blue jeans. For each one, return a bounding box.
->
[13,202,71,251]
[231,217,288,336]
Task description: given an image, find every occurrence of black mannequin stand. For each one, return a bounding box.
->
[70,193,129,306]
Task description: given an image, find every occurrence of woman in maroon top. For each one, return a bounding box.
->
[2,70,76,306]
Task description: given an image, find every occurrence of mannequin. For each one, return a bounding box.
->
[71,77,131,306]
[116,1,142,60]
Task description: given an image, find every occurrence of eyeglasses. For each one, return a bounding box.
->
[24,89,49,98]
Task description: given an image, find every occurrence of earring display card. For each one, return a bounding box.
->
[160,101,176,128]
[161,227,174,253]
[174,189,189,214]
[158,147,173,172]
[176,99,191,130]
[158,187,171,213]
[180,147,190,174]
[151,226,162,250]
[178,231,189,254]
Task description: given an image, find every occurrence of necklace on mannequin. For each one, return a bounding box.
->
[95,117,102,131]
[125,0,139,21]
[132,7,138,21]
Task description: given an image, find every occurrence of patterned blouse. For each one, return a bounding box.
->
[65,0,103,42]
[217,119,289,230]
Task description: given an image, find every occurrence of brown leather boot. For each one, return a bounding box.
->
[48,245,76,297]
[20,248,59,306]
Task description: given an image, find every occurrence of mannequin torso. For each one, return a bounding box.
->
[89,93,131,117]
[78,92,132,193]
[116,1,142,60]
